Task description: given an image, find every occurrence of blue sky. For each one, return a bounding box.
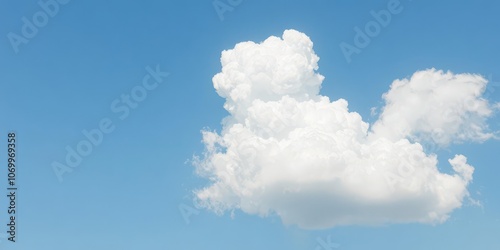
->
[1,0,499,249]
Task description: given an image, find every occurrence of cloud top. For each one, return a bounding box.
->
[193,29,497,229]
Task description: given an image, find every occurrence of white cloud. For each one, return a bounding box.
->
[371,69,495,146]
[193,29,497,229]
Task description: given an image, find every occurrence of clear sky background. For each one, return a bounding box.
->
[0,0,499,249]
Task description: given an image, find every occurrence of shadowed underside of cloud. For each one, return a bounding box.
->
[193,29,498,229]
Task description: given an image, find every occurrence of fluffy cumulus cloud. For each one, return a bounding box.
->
[371,69,496,146]
[193,29,498,229]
